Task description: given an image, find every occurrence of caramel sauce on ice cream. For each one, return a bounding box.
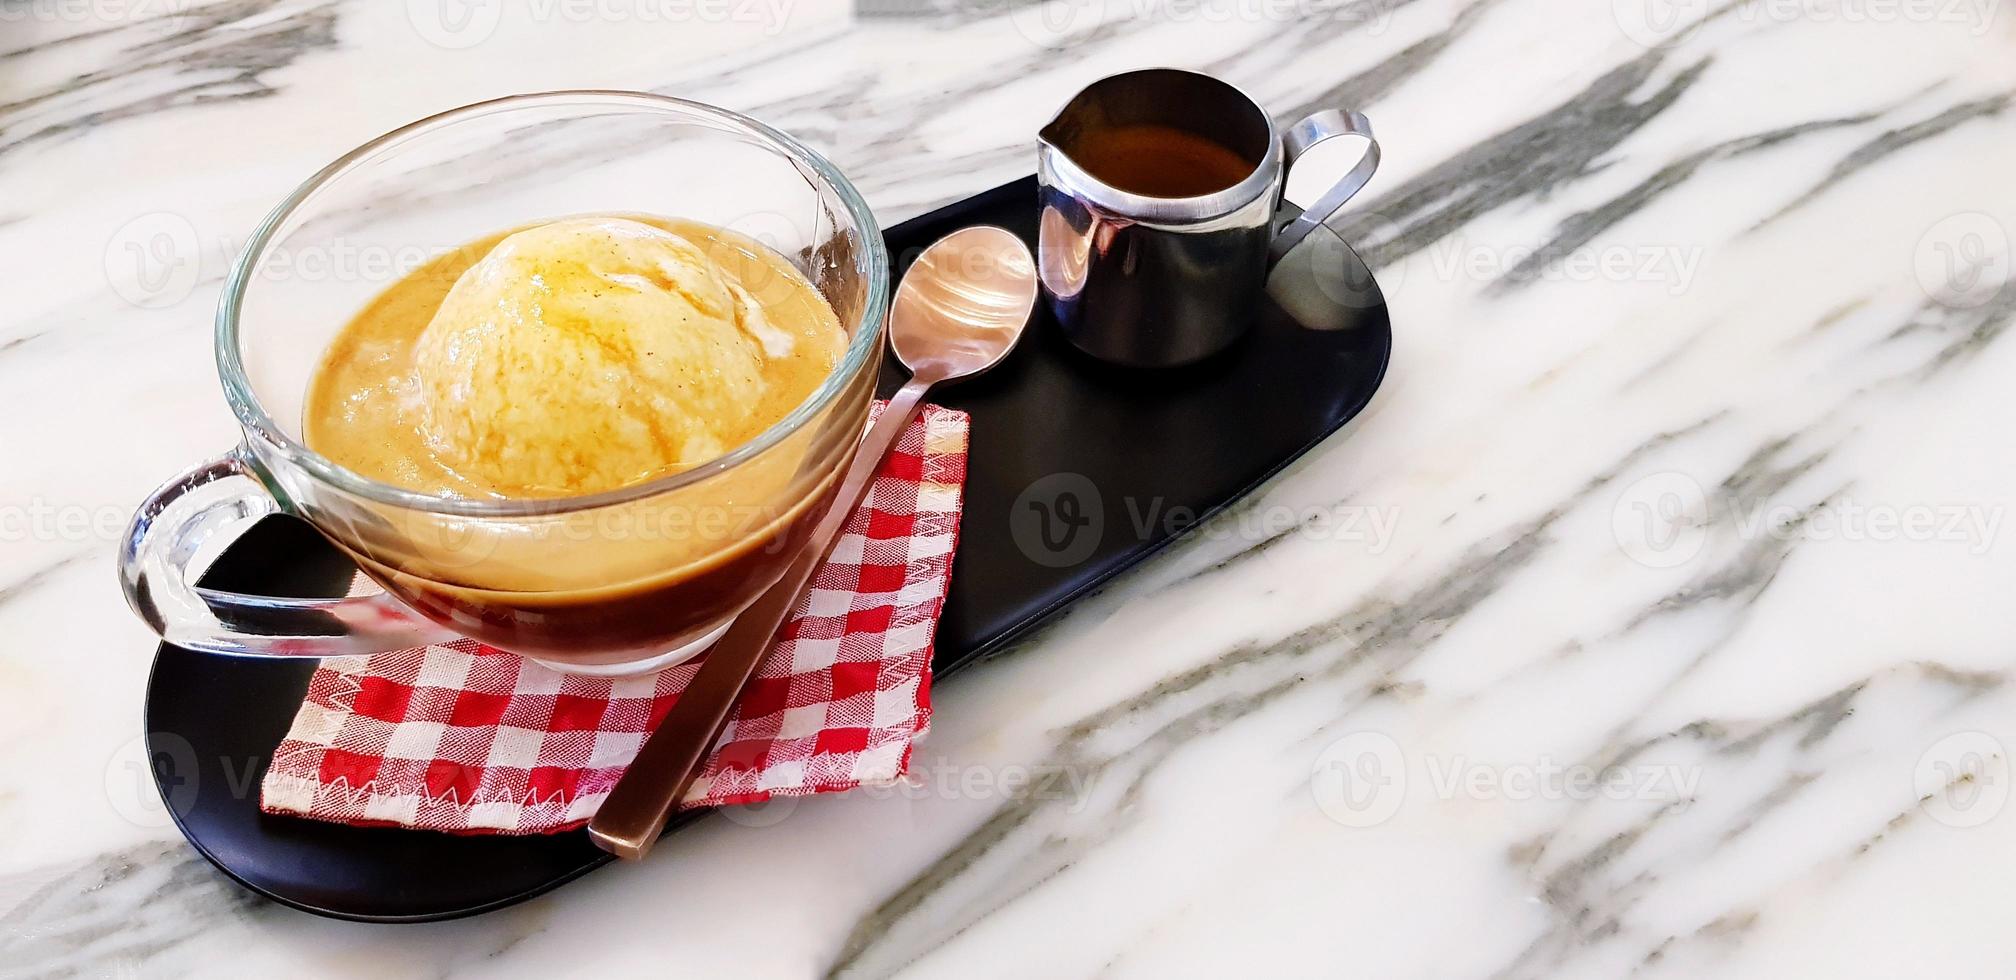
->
[297,214,860,664]
[307,215,844,499]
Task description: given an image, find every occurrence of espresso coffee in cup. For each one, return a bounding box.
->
[299,214,852,667]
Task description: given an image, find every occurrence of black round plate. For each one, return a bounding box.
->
[145,175,1393,921]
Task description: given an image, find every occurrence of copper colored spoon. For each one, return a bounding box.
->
[588,226,1037,860]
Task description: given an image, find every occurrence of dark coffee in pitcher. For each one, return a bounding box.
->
[1064,123,1257,198]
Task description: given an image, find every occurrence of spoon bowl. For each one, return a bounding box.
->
[890,225,1038,382]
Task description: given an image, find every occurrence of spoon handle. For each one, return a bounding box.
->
[588,377,935,860]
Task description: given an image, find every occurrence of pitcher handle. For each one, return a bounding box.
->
[119,448,460,657]
[1269,109,1382,264]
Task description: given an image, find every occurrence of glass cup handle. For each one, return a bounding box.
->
[119,448,461,657]
[1268,108,1382,265]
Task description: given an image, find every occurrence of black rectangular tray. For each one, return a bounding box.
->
[143,175,1391,921]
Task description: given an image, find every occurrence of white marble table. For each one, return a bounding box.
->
[3,0,2014,976]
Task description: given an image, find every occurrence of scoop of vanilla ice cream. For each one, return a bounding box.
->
[412,216,777,496]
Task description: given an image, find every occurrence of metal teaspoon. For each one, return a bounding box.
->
[588,225,1038,859]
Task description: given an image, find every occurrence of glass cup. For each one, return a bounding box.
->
[119,91,888,675]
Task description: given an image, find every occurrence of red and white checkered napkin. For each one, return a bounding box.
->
[260,404,968,835]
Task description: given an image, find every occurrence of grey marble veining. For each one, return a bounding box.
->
[1,0,2013,976]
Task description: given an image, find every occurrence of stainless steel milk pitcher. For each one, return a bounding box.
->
[1037,68,1380,367]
